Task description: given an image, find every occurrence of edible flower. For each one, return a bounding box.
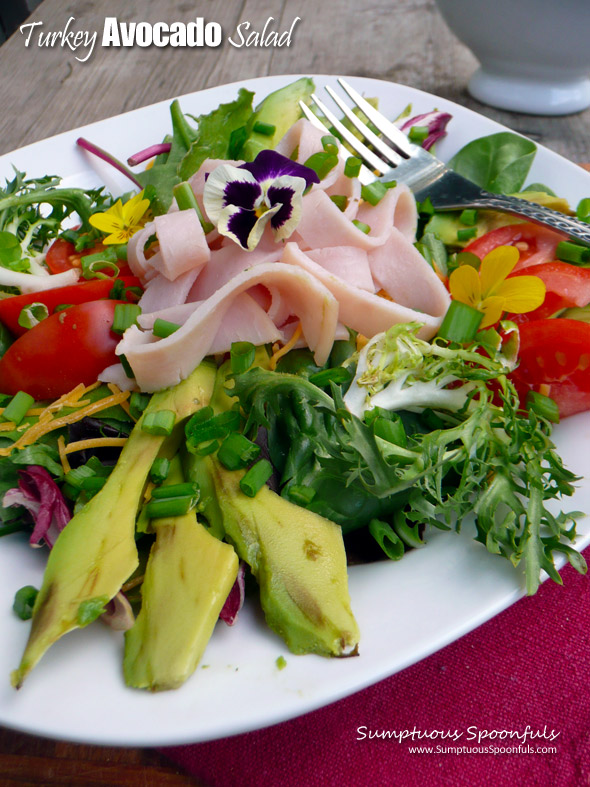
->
[449,245,545,328]
[202,149,320,251]
[89,191,150,244]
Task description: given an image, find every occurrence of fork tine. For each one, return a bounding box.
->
[324,86,402,167]
[298,100,331,133]
[337,78,415,157]
[309,93,389,175]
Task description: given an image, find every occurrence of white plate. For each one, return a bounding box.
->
[1,75,590,747]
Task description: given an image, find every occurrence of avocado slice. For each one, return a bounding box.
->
[124,459,238,691]
[12,362,216,689]
[192,455,359,657]
[241,76,315,161]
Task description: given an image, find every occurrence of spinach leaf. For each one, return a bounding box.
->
[449,132,536,194]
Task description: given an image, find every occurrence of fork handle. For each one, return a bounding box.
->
[462,193,590,246]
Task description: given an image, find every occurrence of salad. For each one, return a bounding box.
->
[1,76,589,695]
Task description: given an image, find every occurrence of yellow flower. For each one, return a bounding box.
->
[89,191,150,244]
[449,245,546,328]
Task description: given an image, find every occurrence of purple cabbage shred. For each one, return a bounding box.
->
[3,466,71,549]
[219,562,246,626]
[400,111,452,151]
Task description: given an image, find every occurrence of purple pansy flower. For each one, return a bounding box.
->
[203,149,320,251]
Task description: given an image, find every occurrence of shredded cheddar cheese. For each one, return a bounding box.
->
[269,323,303,371]
[106,383,135,420]
[64,437,128,455]
[57,435,72,475]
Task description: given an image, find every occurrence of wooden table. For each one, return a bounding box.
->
[0,0,589,784]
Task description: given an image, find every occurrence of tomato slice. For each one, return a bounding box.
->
[0,300,124,399]
[463,222,566,270]
[507,262,590,323]
[0,277,141,337]
[45,237,134,277]
[510,318,590,418]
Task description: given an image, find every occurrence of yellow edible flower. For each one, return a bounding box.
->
[89,191,150,244]
[449,245,546,328]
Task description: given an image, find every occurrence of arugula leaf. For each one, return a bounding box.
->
[449,131,536,194]
[179,89,255,180]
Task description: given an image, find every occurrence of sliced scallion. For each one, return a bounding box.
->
[253,121,277,136]
[576,197,590,223]
[17,302,49,329]
[437,300,484,343]
[556,240,590,265]
[141,409,176,436]
[368,519,404,561]
[352,219,371,234]
[392,510,425,548]
[240,459,273,498]
[459,208,478,225]
[287,485,316,506]
[146,495,195,519]
[152,318,181,338]
[408,125,429,143]
[361,181,388,206]
[2,391,34,426]
[457,226,477,242]
[217,433,261,471]
[230,341,256,374]
[129,391,150,419]
[185,409,241,449]
[119,354,135,379]
[13,585,38,621]
[150,457,170,484]
[112,303,141,335]
[329,194,348,212]
[321,134,339,155]
[526,390,560,423]
[151,482,200,500]
[344,156,362,178]
[303,151,339,180]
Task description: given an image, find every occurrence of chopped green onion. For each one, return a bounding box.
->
[146,495,195,519]
[119,354,135,379]
[228,125,248,159]
[218,433,261,471]
[287,484,316,506]
[321,134,339,155]
[308,367,352,387]
[17,302,49,329]
[576,197,590,223]
[303,151,339,181]
[417,196,434,215]
[2,391,34,425]
[526,390,560,423]
[54,303,74,313]
[188,406,214,425]
[185,409,241,450]
[77,596,109,627]
[65,465,96,490]
[392,510,425,548]
[80,247,119,279]
[152,317,181,338]
[86,456,112,477]
[437,300,484,343]
[352,219,371,234]
[459,209,478,225]
[361,181,388,206]
[142,409,176,436]
[329,194,348,212]
[80,476,107,494]
[150,457,170,484]
[151,482,200,500]
[240,459,273,498]
[173,182,214,234]
[112,303,141,335]
[130,391,150,419]
[13,585,38,621]
[368,519,404,561]
[556,240,590,265]
[418,233,448,276]
[253,121,276,136]
[408,125,429,143]
[230,341,256,375]
[457,226,477,242]
[194,439,219,456]
[344,156,362,178]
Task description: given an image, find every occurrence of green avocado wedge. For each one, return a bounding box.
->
[123,458,238,691]
[11,361,216,689]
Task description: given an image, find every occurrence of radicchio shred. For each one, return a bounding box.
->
[401,111,452,151]
[219,562,246,626]
[3,466,71,549]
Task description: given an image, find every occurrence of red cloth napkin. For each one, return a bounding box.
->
[160,546,590,787]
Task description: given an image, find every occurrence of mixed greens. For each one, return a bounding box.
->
[0,77,588,694]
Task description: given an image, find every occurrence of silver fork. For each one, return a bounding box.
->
[300,78,590,246]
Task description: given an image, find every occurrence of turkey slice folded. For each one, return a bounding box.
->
[117,263,339,391]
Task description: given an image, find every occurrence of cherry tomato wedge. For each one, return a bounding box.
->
[510,318,590,418]
[45,237,134,277]
[0,300,124,399]
[507,262,590,324]
[463,222,566,270]
[0,277,141,337]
